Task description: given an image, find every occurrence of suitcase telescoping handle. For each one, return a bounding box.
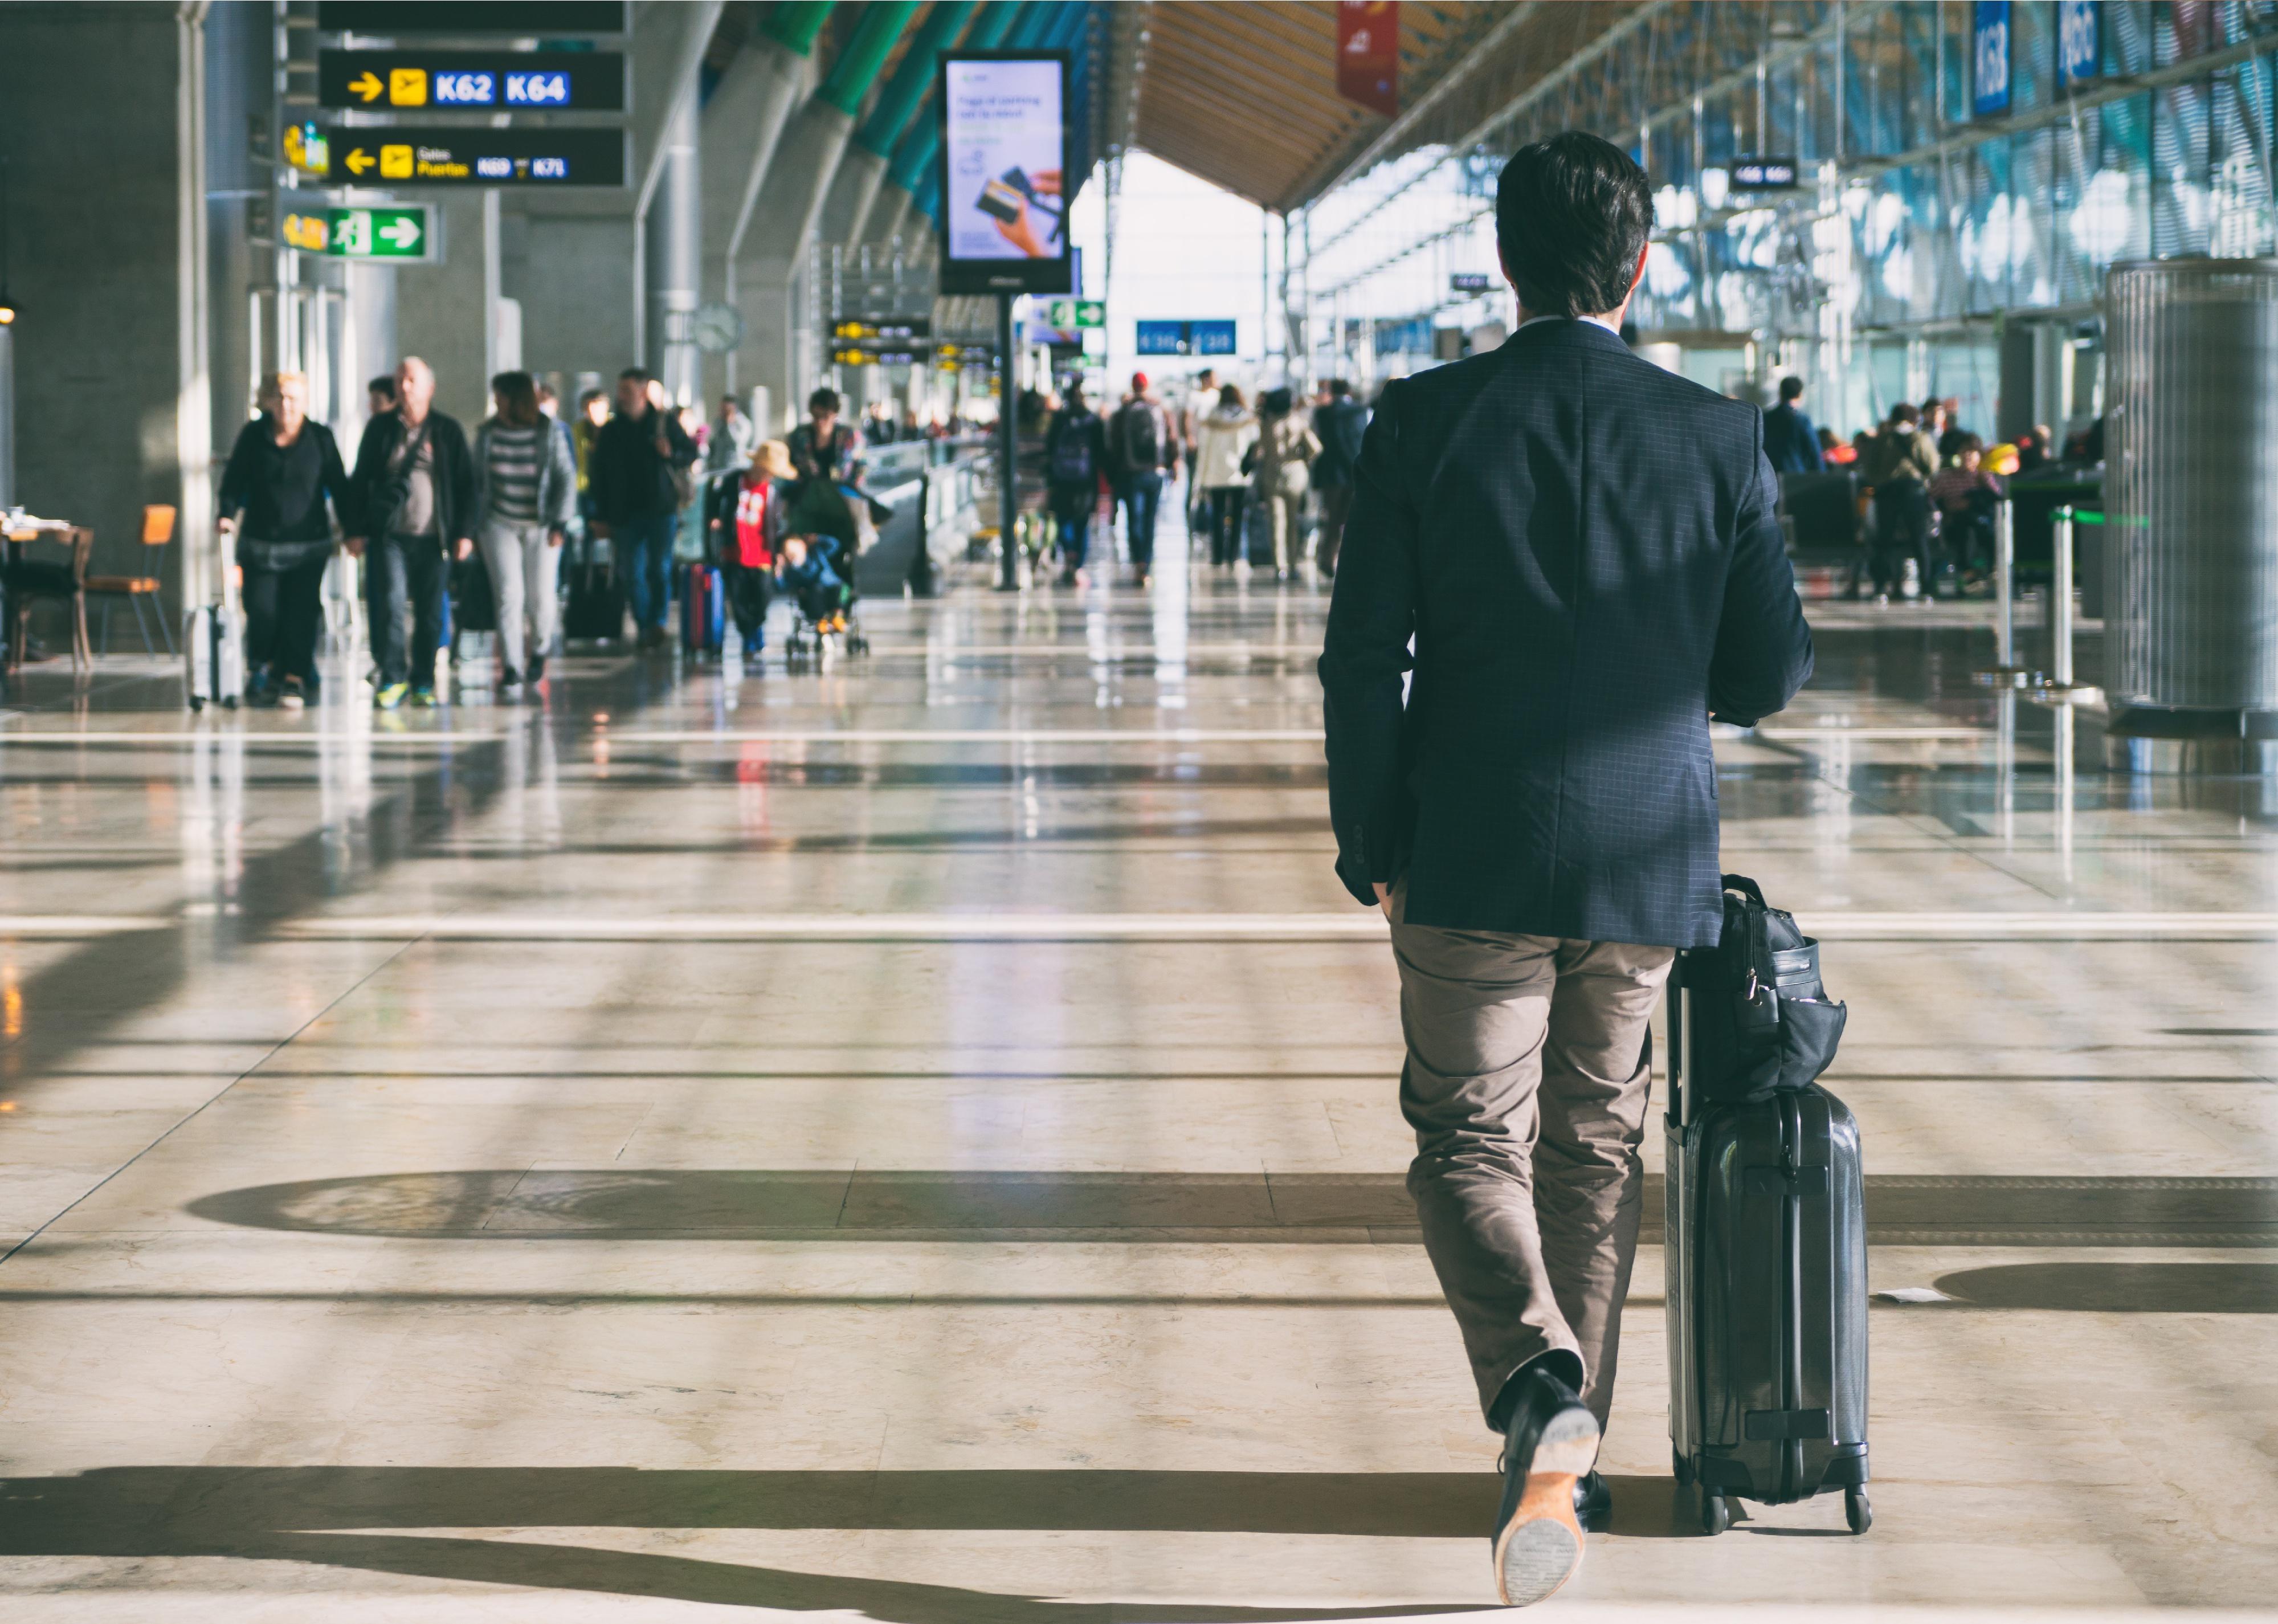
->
[1672,959,1693,1128]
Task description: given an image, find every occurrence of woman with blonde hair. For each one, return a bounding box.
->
[473,369,577,684]
[217,370,349,707]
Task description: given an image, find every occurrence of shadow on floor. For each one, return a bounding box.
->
[1933,1261,2278,1312]
[186,1168,2278,1246]
[0,1465,1520,1620]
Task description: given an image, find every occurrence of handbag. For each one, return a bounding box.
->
[1679,874,1847,1104]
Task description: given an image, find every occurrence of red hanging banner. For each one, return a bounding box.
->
[1337,1,1399,119]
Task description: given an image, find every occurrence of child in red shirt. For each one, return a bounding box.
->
[709,439,794,666]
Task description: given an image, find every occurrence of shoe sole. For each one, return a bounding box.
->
[1493,1406,1598,1606]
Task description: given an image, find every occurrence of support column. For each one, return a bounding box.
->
[734,1,918,431]
[648,86,700,404]
[705,31,814,406]
[395,190,500,427]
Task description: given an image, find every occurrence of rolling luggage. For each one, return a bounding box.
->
[679,560,724,655]
[564,561,624,642]
[183,603,244,711]
[1665,875,1870,1537]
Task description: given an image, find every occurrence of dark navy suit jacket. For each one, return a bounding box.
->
[1318,319,1813,948]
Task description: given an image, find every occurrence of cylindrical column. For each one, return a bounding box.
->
[652,88,701,404]
[997,292,1018,590]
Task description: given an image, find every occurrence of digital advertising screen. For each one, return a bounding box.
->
[937,52,1072,296]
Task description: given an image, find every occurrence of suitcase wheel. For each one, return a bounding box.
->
[1844,1486,1872,1536]
[1672,1448,1693,1488]
[1700,1490,1731,1536]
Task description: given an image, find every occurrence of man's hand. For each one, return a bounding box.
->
[1374,881,1393,920]
[217,516,238,538]
[344,537,365,558]
[454,537,475,562]
[548,528,565,549]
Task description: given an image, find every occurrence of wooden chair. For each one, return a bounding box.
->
[87,504,178,655]
[3,524,93,674]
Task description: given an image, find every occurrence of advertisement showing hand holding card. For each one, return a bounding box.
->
[938,53,1073,295]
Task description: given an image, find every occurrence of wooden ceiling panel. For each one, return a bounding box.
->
[1128,2,1652,212]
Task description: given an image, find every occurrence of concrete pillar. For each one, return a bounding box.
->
[704,37,811,405]
[395,190,500,428]
[819,145,892,247]
[647,86,700,404]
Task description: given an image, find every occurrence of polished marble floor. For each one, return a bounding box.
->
[0,511,2272,1620]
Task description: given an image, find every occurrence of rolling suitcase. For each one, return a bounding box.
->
[678,561,724,656]
[1665,878,1871,1537]
[183,603,244,711]
[564,561,624,642]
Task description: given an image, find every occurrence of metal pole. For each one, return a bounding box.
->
[2050,505,2075,689]
[1994,498,2015,669]
[996,291,1018,591]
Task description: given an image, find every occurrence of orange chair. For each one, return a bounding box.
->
[86,504,177,655]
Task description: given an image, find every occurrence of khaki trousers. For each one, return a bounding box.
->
[1391,886,1673,1431]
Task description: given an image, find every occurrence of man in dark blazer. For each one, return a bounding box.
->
[1318,132,1811,1607]
[1762,374,1826,474]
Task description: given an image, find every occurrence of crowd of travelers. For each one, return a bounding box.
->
[1027,366,1371,589]
[1762,370,2074,602]
[213,356,902,708]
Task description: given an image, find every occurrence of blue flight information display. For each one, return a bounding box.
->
[1136,319,1236,356]
[318,51,623,113]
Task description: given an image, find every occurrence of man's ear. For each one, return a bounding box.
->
[1627,243,1648,301]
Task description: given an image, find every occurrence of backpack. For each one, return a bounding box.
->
[1118,402,1164,470]
[1049,415,1096,484]
[1679,875,1847,1104]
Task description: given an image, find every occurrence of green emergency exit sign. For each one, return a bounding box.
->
[1047,299,1105,328]
[280,204,440,263]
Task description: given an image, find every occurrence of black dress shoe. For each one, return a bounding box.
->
[1491,1362,1601,1606]
[1574,1469,1611,1533]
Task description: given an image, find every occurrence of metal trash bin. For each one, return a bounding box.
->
[2104,259,2278,773]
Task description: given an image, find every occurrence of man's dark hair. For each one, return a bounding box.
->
[619,366,653,383]
[809,387,842,413]
[368,375,398,403]
[1779,376,1805,402]
[1889,402,1920,426]
[1328,378,1352,398]
[1494,132,1652,319]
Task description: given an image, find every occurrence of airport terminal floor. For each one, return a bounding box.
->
[0,512,2272,1620]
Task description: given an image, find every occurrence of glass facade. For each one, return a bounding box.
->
[1292,2,2278,440]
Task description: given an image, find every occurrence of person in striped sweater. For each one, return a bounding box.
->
[473,371,578,685]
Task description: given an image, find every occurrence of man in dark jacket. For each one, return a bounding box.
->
[1318,132,1811,1607]
[1042,383,1108,585]
[346,356,477,708]
[1106,372,1177,583]
[590,367,699,648]
[1309,378,1370,576]
[1761,375,1825,474]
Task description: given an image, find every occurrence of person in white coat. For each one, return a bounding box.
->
[1191,383,1258,568]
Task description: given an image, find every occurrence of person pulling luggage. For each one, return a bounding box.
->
[1318,132,1812,1606]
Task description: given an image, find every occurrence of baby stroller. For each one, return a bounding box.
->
[782,593,869,667]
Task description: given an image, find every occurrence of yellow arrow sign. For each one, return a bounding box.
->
[345,146,374,176]
[349,70,383,103]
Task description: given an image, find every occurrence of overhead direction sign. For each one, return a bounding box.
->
[315,1,627,32]
[831,318,933,343]
[1730,155,1801,189]
[328,127,626,186]
[1046,299,1104,329]
[320,50,625,111]
[1136,319,1236,357]
[280,204,441,262]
